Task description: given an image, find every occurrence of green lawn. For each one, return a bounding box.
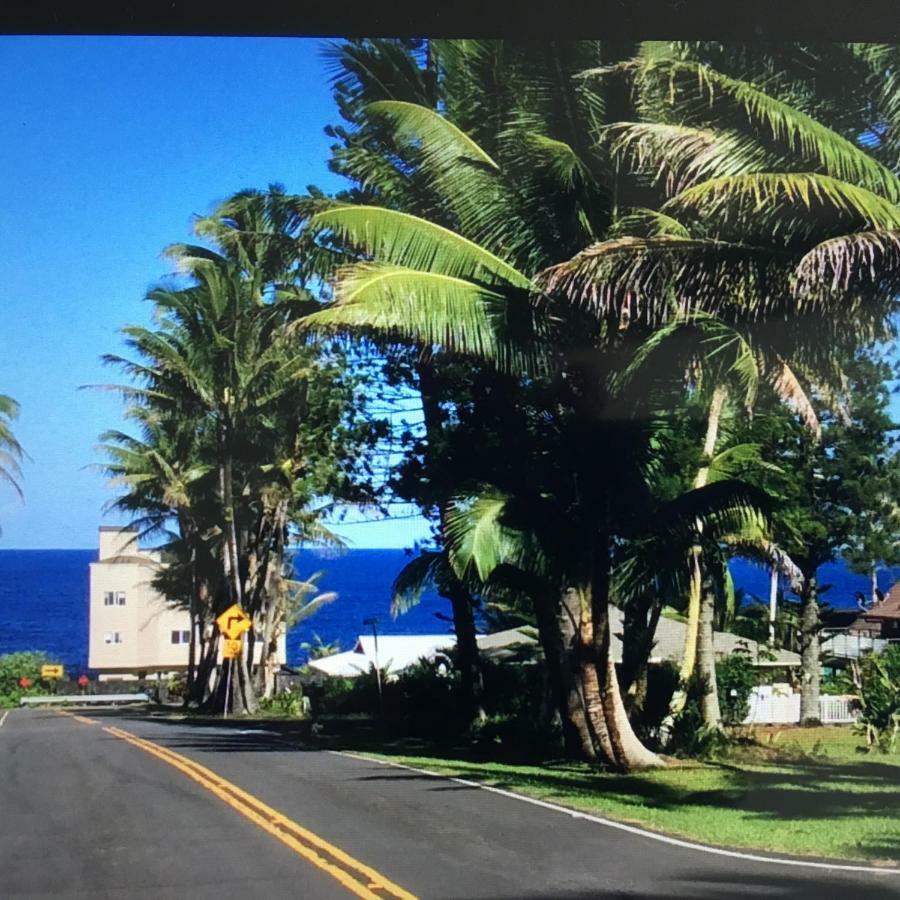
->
[356,726,900,864]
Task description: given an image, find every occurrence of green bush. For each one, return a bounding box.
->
[0,651,50,708]
[259,689,304,717]
[716,653,758,726]
[852,645,900,752]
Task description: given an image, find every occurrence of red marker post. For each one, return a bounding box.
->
[77,674,89,694]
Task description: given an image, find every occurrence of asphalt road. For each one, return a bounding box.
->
[1,708,898,899]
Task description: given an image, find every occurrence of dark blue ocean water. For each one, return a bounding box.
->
[0,549,897,675]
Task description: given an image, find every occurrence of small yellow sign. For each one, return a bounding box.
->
[41,664,64,679]
[222,638,243,660]
[216,603,252,640]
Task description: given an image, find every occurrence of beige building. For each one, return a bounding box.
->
[88,527,285,680]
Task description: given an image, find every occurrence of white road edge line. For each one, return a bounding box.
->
[0,710,9,729]
[330,750,898,877]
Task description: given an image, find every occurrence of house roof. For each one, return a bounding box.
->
[608,607,800,668]
[306,628,538,678]
[869,582,900,618]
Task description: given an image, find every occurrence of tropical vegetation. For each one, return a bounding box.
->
[98,39,900,769]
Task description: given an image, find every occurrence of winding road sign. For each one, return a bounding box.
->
[216,604,252,640]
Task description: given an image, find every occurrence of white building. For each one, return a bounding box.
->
[88,527,285,681]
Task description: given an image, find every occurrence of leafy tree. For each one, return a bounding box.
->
[97,190,383,712]
[735,349,900,723]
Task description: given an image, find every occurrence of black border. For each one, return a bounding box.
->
[2,1,899,42]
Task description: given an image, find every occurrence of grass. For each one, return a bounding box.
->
[353,726,900,864]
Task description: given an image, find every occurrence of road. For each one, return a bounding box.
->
[1,708,897,899]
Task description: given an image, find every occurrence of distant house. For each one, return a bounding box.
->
[306,611,799,681]
[847,582,900,639]
[306,629,537,679]
[608,607,800,670]
[88,527,285,681]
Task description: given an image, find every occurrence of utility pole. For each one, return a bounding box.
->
[363,617,384,723]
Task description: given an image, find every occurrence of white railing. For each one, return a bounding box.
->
[819,694,858,724]
[19,693,149,707]
[744,684,799,724]
[743,686,858,724]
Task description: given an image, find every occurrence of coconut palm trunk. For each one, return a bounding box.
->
[416,360,485,722]
[590,539,663,770]
[696,565,722,725]
[621,594,664,714]
[799,570,821,724]
[217,417,259,715]
[664,384,728,733]
[533,589,594,758]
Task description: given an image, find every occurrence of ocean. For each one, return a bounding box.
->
[1,549,898,675]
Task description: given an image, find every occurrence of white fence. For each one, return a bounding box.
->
[743,685,858,725]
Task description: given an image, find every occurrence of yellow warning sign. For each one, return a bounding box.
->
[216,604,252,640]
[222,638,243,660]
[41,664,64,679]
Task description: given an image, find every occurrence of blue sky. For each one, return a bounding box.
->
[0,35,431,549]
[1,37,897,550]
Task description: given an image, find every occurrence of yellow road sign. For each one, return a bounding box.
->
[222,638,243,660]
[41,664,64,679]
[215,603,252,640]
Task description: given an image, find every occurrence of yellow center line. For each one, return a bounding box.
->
[92,722,417,900]
[55,709,100,726]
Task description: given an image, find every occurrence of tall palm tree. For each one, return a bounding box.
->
[0,395,25,516]
[301,43,900,762]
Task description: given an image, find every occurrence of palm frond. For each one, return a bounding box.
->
[633,59,900,203]
[607,122,774,196]
[538,235,780,325]
[794,229,900,294]
[366,100,500,171]
[301,263,538,370]
[665,173,900,233]
[768,356,821,440]
[390,550,446,617]
[309,205,531,288]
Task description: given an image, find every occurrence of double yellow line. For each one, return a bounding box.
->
[57,711,416,900]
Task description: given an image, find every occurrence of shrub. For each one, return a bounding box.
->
[0,651,50,708]
[260,688,304,718]
[851,645,900,752]
[716,653,758,726]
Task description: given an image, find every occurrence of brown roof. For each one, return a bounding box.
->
[873,582,900,619]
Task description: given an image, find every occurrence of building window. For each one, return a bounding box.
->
[170,630,191,645]
[104,632,123,644]
[103,591,126,606]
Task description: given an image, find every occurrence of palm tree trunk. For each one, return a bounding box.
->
[799,571,821,724]
[697,568,721,726]
[768,566,779,644]
[621,595,663,714]
[533,589,592,758]
[443,574,486,723]
[590,540,663,770]
[416,359,485,722]
[665,384,727,732]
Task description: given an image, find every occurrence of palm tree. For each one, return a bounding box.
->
[0,395,25,516]
[302,40,898,760]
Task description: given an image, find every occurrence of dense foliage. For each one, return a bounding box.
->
[96,40,900,768]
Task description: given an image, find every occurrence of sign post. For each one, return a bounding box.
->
[216,605,251,718]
